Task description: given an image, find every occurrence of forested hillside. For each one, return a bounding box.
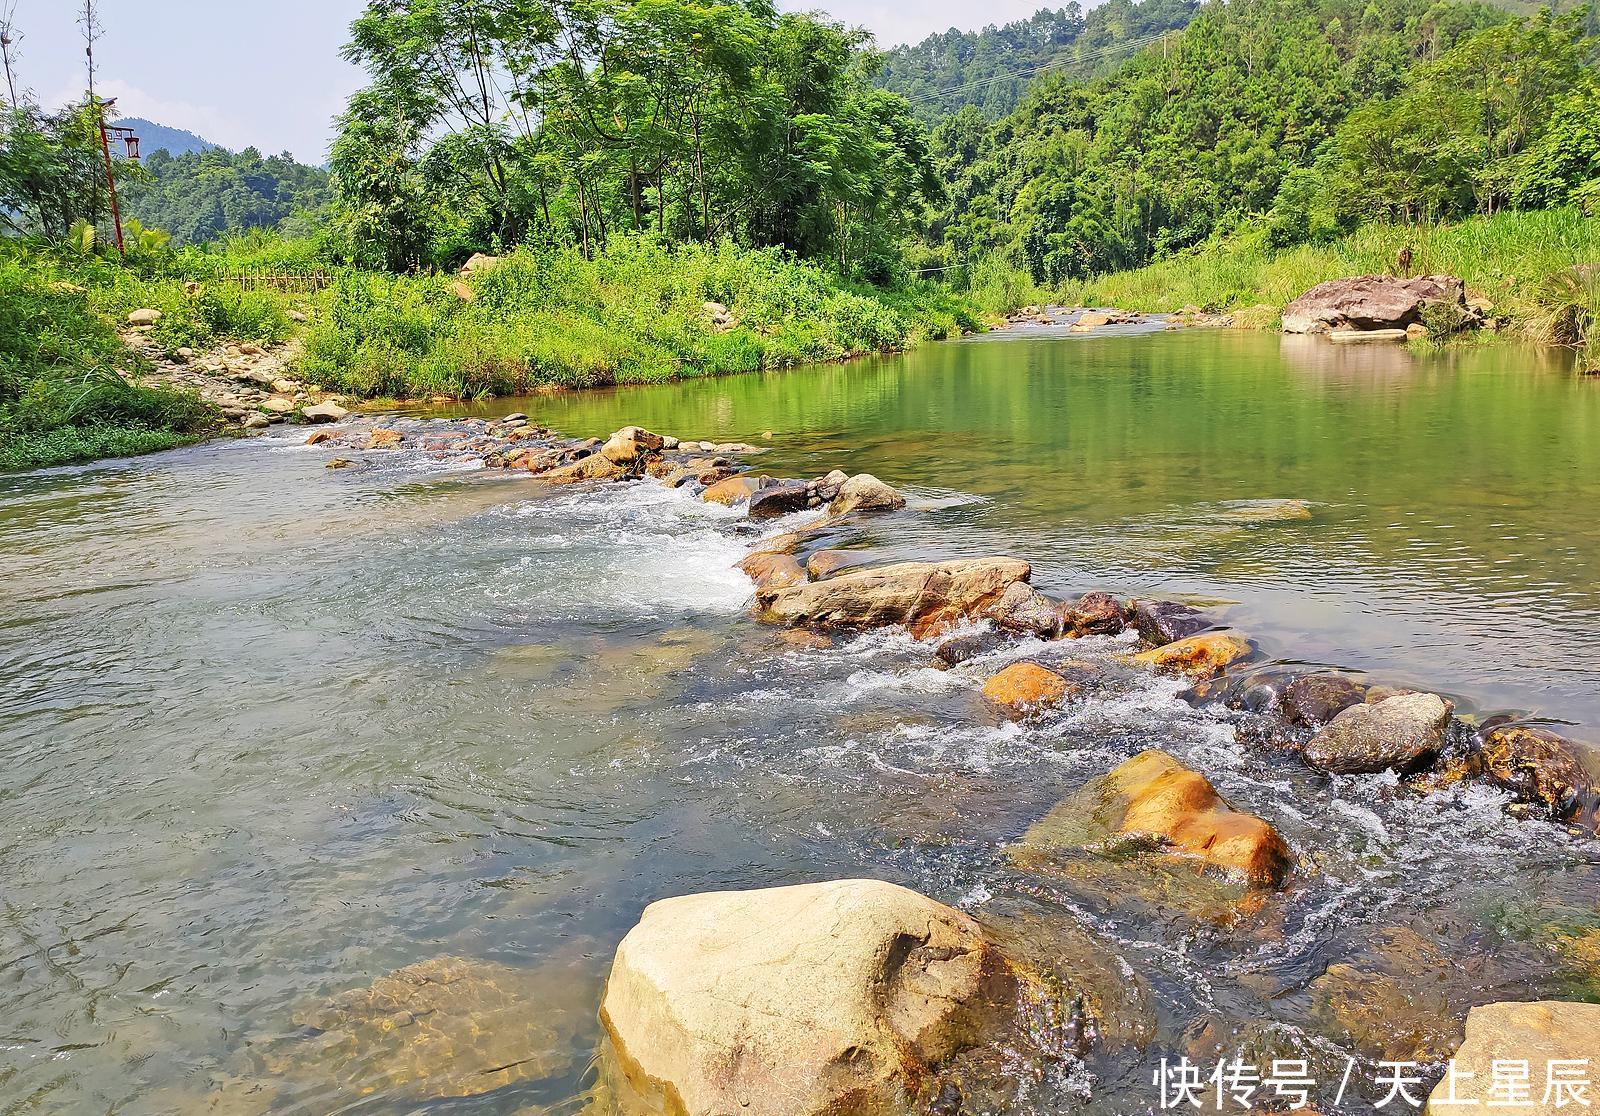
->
[875,0,1198,122]
[121,147,332,246]
[116,117,217,158]
[925,0,1596,284]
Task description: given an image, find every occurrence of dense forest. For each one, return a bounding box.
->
[875,0,1198,122]
[122,147,332,246]
[925,0,1600,284]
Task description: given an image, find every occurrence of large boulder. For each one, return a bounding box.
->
[1480,724,1599,833]
[1426,1002,1600,1114]
[1011,749,1291,887]
[599,879,1014,1116]
[760,557,1031,638]
[1303,692,1451,774]
[1282,274,1472,334]
[540,453,626,484]
[829,474,906,516]
[1065,591,1124,636]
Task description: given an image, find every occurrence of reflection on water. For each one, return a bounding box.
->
[1,331,1597,1115]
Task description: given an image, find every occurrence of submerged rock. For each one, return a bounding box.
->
[1132,632,1252,680]
[759,557,1031,638]
[981,662,1070,717]
[1426,1002,1600,1113]
[700,474,759,506]
[1303,692,1452,774]
[1130,599,1211,647]
[599,879,1015,1116]
[737,550,807,595]
[1479,723,1599,833]
[1312,927,1467,1064]
[364,428,404,450]
[934,629,1008,668]
[1012,750,1291,887]
[1280,672,1368,729]
[829,473,906,516]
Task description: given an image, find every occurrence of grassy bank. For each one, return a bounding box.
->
[1057,209,1600,346]
[298,238,982,399]
[0,251,224,472]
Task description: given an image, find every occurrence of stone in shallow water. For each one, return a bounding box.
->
[1303,692,1451,774]
[243,957,569,1104]
[1479,723,1599,833]
[1130,599,1211,647]
[1132,632,1252,680]
[828,473,906,516]
[1010,749,1291,888]
[1310,926,1468,1064]
[981,661,1070,717]
[760,557,1031,638]
[1426,1001,1600,1114]
[599,879,1016,1116]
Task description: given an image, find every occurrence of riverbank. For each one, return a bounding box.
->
[0,237,984,470]
[1057,208,1600,348]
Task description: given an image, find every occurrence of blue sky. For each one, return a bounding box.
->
[11,0,1051,163]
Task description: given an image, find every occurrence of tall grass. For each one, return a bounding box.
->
[1059,209,1600,345]
[0,249,221,470]
[297,237,982,399]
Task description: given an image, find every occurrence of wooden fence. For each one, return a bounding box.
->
[219,268,333,293]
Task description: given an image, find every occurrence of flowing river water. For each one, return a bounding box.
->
[4,326,1600,1114]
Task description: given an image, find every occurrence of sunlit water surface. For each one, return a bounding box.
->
[3,328,1598,1114]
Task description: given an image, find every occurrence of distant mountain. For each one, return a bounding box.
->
[114,117,219,158]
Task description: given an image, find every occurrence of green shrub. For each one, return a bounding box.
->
[297,236,981,399]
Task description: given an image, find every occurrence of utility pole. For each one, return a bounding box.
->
[79,0,129,258]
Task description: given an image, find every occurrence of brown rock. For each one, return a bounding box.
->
[1132,632,1252,680]
[990,582,1068,638]
[601,425,666,465]
[364,428,404,450]
[700,475,759,506]
[1280,673,1367,729]
[828,474,906,517]
[747,481,810,519]
[737,550,807,595]
[305,430,333,446]
[1480,724,1599,833]
[982,662,1070,716]
[1066,592,1124,636]
[540,454,626,484]
[760,557,1032,638]
[1012,750,1291,887]
[804,549,868,580]
[1130,599,1211,647]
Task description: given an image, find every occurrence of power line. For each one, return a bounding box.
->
[910,33,1167,104]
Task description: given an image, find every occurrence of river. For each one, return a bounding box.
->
[3,326,1598,1114]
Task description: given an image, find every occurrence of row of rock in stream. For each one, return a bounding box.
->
[295,415,1600,1116]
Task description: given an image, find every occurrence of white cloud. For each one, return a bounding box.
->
[44,78,252,151]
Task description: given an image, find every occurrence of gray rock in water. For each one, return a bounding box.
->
[1131,599,1210,647]
[242,412,270,430]
[989,581,1066,638]
[1304,692,1452,774]
[747,482,810,519]
[1281,672,1367,729]
[829,473,905,516]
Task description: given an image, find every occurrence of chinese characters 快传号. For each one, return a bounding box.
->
[1153,1056,1595,1109]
